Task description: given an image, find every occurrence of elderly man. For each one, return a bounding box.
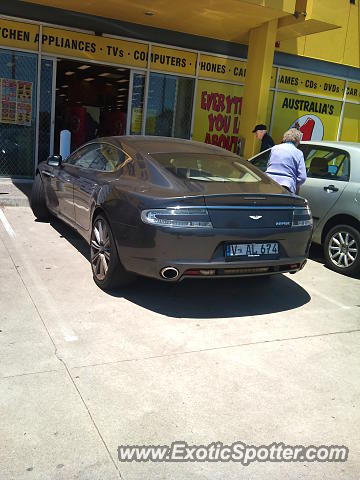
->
[265,128,307,194]
[252,124,275,152]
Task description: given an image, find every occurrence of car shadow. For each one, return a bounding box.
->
[309,244,325,265]
[49,217,311,318]
[119,275,311,318]
[11,181,33,199]
[50,217,90,260]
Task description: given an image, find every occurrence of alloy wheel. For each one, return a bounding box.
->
[91,219,111,280]
[328,231,358,269]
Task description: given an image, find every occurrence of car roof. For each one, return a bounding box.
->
[96,135,238,157]
[301,140,360,150]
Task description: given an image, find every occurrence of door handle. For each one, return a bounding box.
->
[324,185,338,192]
[42,170,55,178]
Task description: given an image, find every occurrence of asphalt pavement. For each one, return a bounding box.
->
[0,206,359,480]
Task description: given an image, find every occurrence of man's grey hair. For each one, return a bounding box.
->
[282,128,302,144]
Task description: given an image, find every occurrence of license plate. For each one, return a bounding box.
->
[226,242,279,257]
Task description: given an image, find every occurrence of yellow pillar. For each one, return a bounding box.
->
[240,19,278,159]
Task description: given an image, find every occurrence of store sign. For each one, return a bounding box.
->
[0,20,197,75]
[192,80,244,153]
[277,68,346,100]
[41,27,149,69]
[199,54,277,87]
[346,81,360,103]
[199,54,247,83]
[0,78,33,125]
[0,19,39,51]
[151,46,196,76]
[271,92,342,143]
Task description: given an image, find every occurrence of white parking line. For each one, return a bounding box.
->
[298,283,352,310]
[18,258,79,343]
[0,208,16,238]
[0,210,78,343]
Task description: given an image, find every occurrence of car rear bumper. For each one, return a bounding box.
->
[160,257,308,281]
[112,222,313,281]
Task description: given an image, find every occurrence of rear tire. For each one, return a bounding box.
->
[90,214,136,290]
[30,173,50,221]
[324,224,360,276]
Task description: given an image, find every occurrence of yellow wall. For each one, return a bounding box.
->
[278,0,360,68]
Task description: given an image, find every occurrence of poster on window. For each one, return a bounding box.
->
[16,102,32,125]
[1,79,17,124]
[1,100,16,123]
[131,107,143,134]
[0,78,33,126]
[193,80,274,154]
[192,80,244,153]
[271,92,342,144]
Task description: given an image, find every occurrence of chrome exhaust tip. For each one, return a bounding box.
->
[160,266,179,280]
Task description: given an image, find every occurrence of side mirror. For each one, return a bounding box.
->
[47,155,62,167]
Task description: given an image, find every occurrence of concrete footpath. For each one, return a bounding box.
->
[0,182,32,207]
[0,206,359,480]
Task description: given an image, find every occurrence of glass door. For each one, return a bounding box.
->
[128,71,145,135]
[39,58,55,165]
[145,72,194,139]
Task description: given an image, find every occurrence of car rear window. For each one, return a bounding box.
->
[152,153,262,183]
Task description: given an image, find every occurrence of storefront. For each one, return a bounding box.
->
[0,16,359,179]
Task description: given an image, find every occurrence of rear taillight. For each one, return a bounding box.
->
[141,207,213,228]
[292,205,313,228]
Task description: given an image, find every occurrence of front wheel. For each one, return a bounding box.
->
[324,225,360,276]
[30,173,50,221]
[90,214,135,290]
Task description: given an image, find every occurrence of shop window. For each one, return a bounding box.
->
[340,103,360,143]
[0,49,37,178]
[145,73,194,139]
[39,59,54,165]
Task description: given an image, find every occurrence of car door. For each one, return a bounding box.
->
[72,142,128,231]
[298,145,350,230]
[42,149,86,221]
[247,148,272,173]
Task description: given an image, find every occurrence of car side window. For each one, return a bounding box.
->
[97,144,127,172]
[63,145,93,165]
[67,144,101,169]
[250,149,271,172]
[304,147,350,181]
[65,143,127,172]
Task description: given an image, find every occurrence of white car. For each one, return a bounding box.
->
[249,141,360,276]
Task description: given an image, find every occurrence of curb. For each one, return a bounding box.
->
[0,182,32,207]
[0,197,30,207]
